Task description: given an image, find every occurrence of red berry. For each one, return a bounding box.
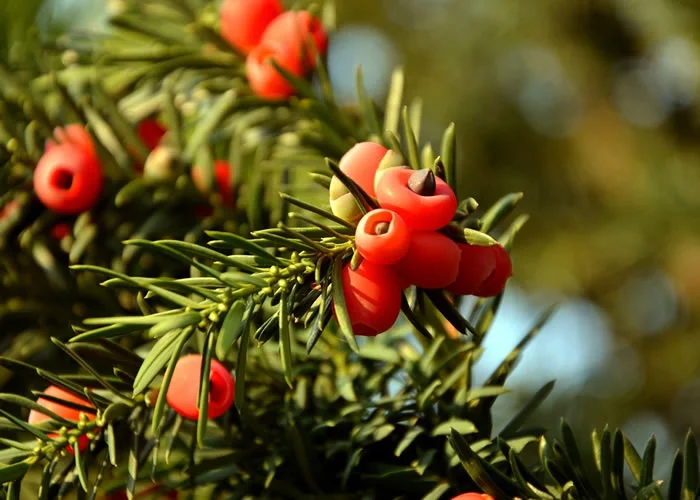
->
[52,125,96,159]
[50,223,71,240]
[166,354,235,420]
[451,494,495,500]
[136,118,167,151]
[261,10,328,68]
[394,231,461,289]
[28,385,96,454]
[446,243,497,296]
[246,40,304,99]
[333,260,402,336]
[33,144,103,215]
[220,0,284,54]
[338,142,388,199]
[475,244,512,297]
[191,160,235,207]
[355,209,410,265]
[376,167,457,231]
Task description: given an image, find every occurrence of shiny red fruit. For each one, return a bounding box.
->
[376,167,457,231]
[166,354,235,420]
[191,160,235,207]
[451,494,495,500]
[446,243,497,296]
[246,40,304,99]
[260,10,328,68]
[394,231,461,289]
[333,260,402,336]
[355,209,410,265]
[137,118,167,151]
[33,144,103,214]
[28,385,96,454]
[220,0,284,54]
[475,244,512,297]
[338,142,388,198]
[49,124,96,159]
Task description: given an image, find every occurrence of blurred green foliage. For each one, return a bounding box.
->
[0,0,44,62]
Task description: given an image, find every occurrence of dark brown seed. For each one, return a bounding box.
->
[407,168,436,196]
[374,221,390,235]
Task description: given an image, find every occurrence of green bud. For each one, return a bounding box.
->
[6,138,18,152]
[61,50,79,66]
[374,149,406,193]
[143,145,177,182]
[329,190,363,224]
[328,175,349,202]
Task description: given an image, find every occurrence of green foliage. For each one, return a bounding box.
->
[0,0,44,64]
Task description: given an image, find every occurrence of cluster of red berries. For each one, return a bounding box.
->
[220,0,328,99]
[165,354,235,421]
[28,115,235,224]
[330,142,513,337]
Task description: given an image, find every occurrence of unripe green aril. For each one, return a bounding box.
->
[143,146,177,182]
[373,149,406,194]
[329,176,363,223]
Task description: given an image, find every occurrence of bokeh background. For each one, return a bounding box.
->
[5,0,700,475]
